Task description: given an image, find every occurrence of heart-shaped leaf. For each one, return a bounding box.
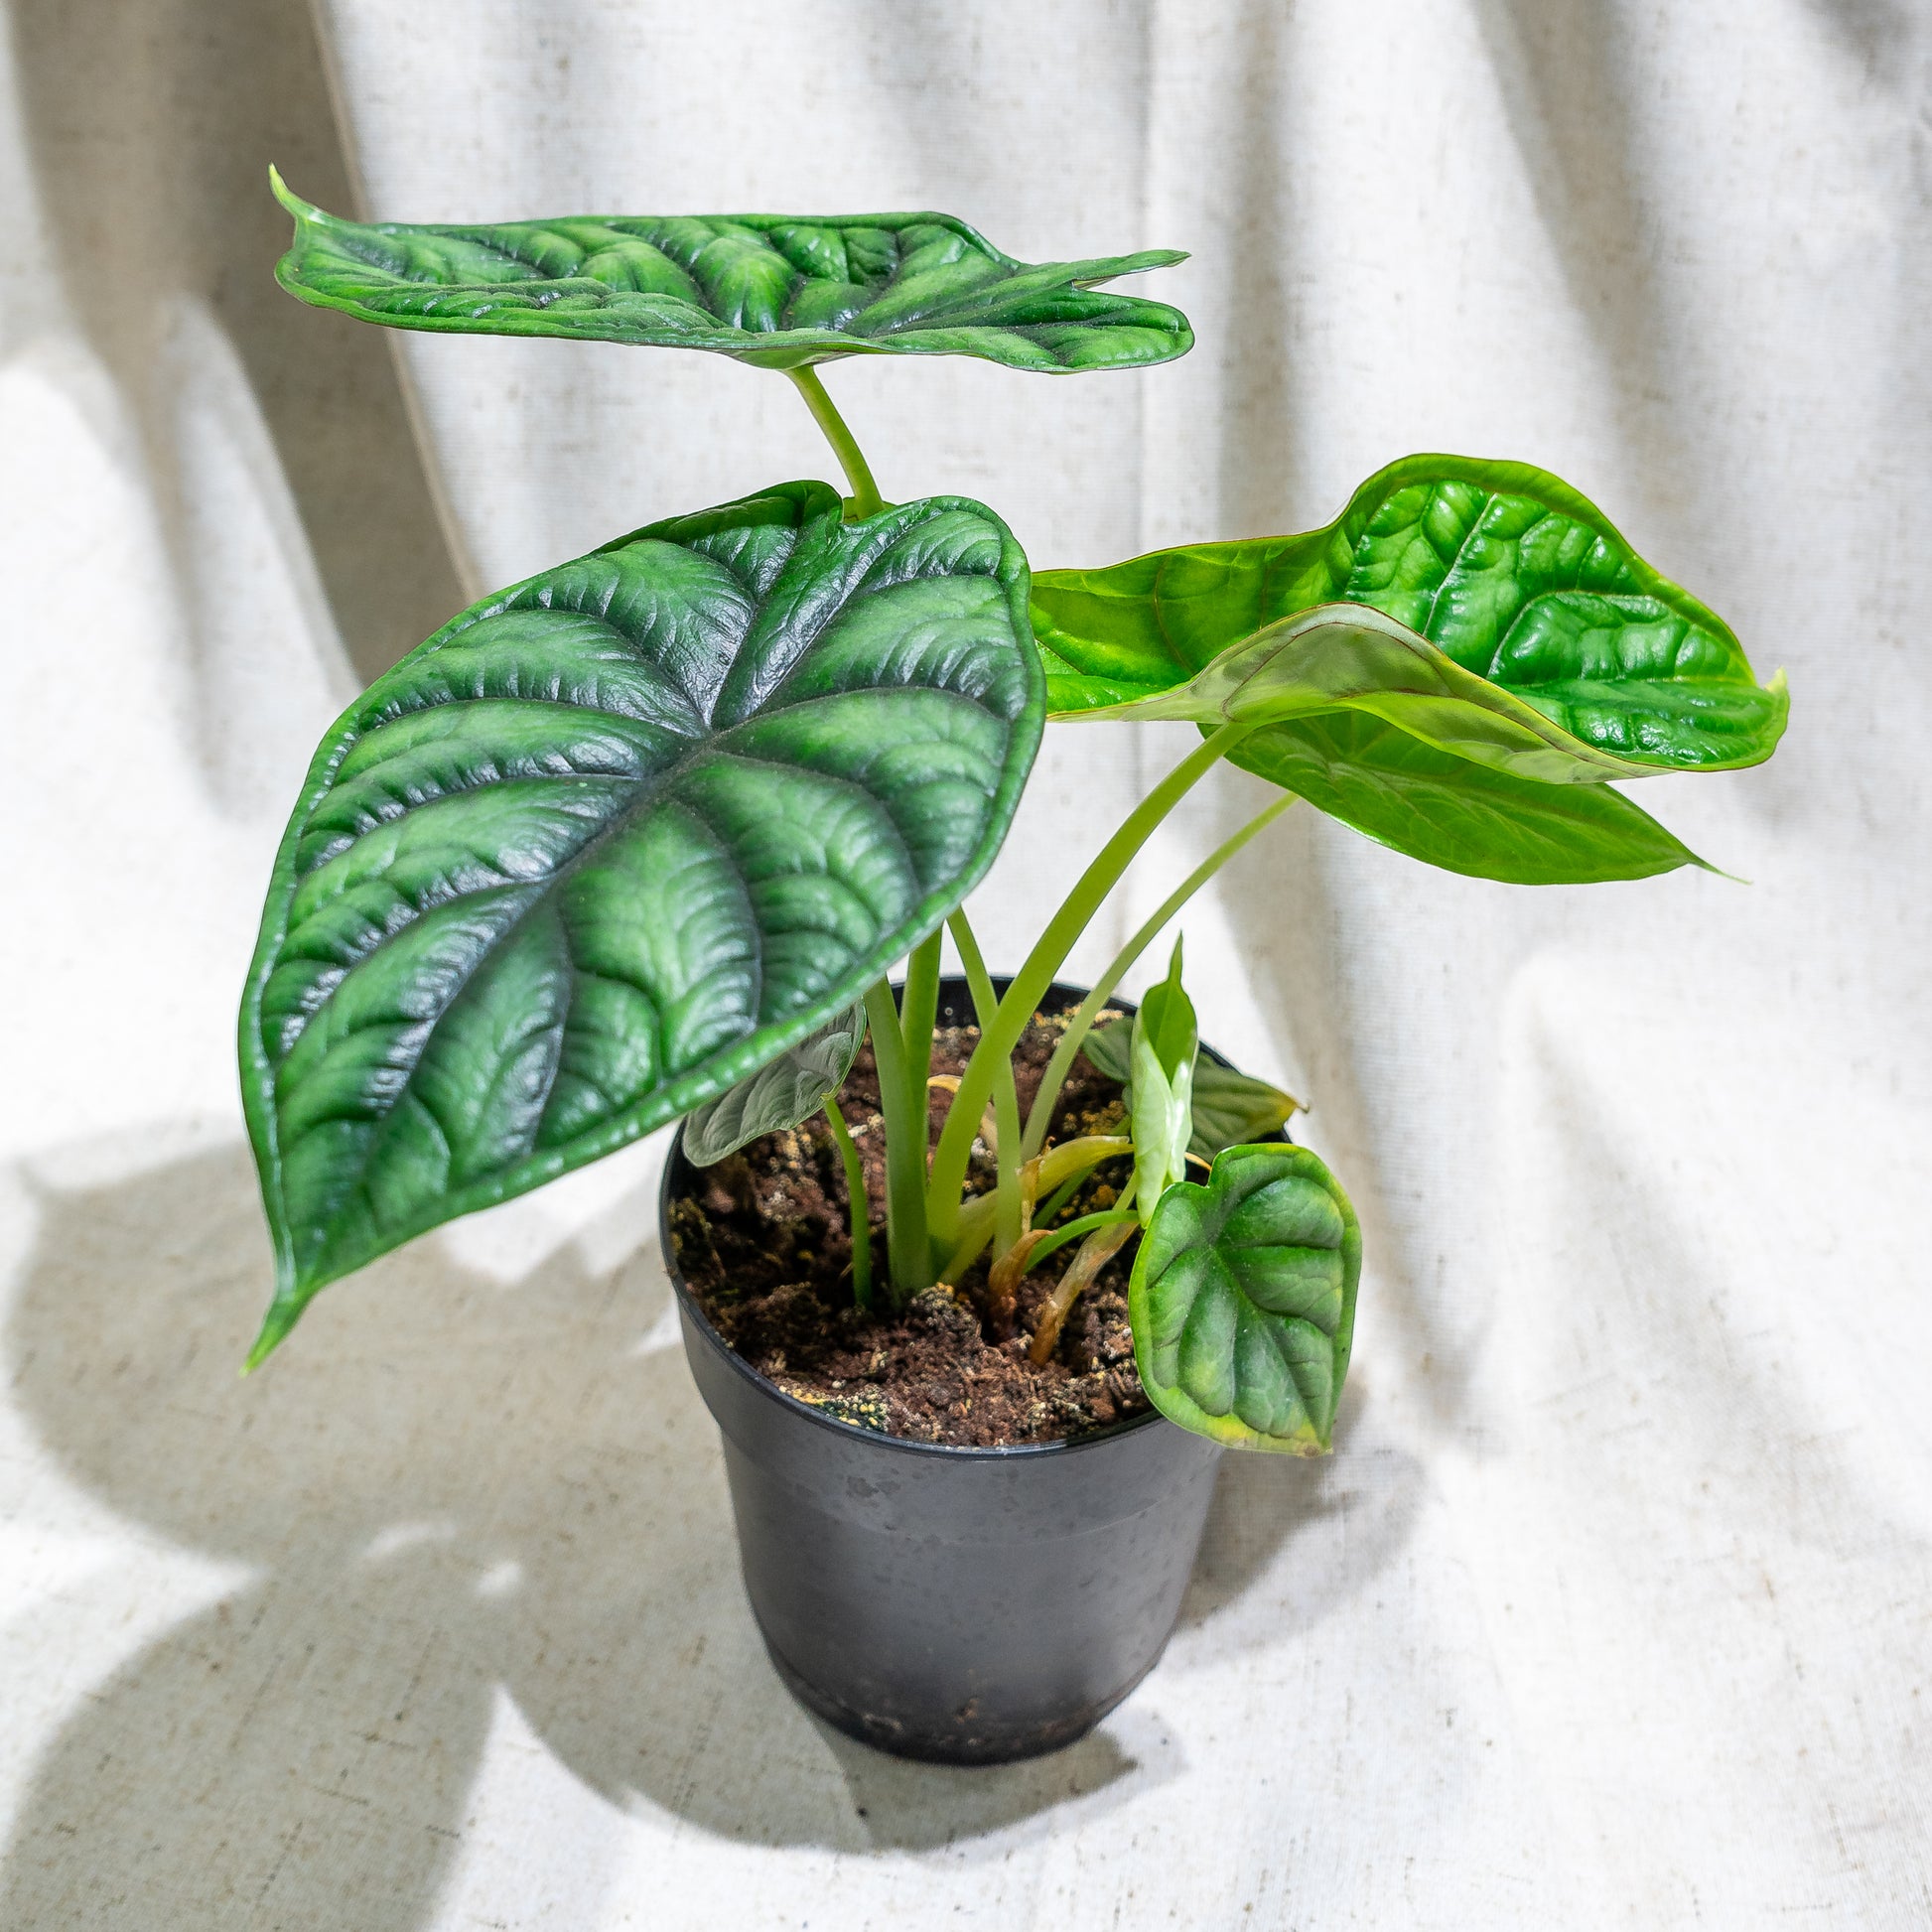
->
[271,171,1191,374]
[679,1003,865,1167]
[1034,455,1787,773]
[1082,1022,1300,1158]
[1130,1144,1361,1453]
[240,481,1042,1361]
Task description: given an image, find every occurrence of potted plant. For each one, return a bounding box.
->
[240,172,1788,1763]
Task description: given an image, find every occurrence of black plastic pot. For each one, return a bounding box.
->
[660,979,1227,1765]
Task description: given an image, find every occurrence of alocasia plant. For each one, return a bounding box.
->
[244,173,1786,1451]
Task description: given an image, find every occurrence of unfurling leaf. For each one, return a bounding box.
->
[1129,940,1197,1224]
[1033,455,1784,881]
[271,170,1192,374]
[1130,1144,1361,1453]
[240,482,1042,1361]
[1081,1020,1300,1159]
[680,1004,865,1166]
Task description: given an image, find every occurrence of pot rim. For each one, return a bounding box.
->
[659,971,1269,1464]
[664,1257,1171,1461]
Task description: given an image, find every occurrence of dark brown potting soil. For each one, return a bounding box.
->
[666,1006,1152,1449]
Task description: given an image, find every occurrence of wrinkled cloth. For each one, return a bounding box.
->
[1,2,1927,1926]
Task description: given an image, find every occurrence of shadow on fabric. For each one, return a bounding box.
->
[7,0,467,687]
[0,1137,1407,1926]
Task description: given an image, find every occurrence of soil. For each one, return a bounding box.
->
[665,1004,1153,1449]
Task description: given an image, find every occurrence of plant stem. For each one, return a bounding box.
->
[947,910,1024,1259]
[924,723,1253,1249]
[1022,1207,1140,1275]
[900,927,941,1110]
[936,1134,1131,1286]
[1029,1212,1138,1366]
[786,366,885,518]
[823,1100,874,1311]
[863,979,931,1301]
[1020,792,1298,1161]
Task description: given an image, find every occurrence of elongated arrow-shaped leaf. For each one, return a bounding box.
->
[1034,455,1785,771]
[1130,1145,1360,1453]
[680,1003,866,1167]
[270,171,1191,374]
[1083,1023,1300,1159]
[240,481,1042,1361]
[1235,713,1708,884]
[1033,457,1780,882]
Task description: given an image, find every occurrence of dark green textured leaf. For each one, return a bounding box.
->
[1130,1144,1361,1453]
[1082,1022,1301,1159]
[271,170,1191,374]
[240,481,1042,1360]
[680,1003,865,1166]
[1236,714,1710,884]
[1034,454,1786,773]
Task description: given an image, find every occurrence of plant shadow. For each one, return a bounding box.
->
[0,1139,1212,1927]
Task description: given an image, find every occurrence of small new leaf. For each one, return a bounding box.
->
[1081,1020,1300,1159]
[1187,1061,1301,1156]
[1130,1144,1361,1453]
[681,1004,866,1166]
[271,171,1192,374]
[1129,940,1197,1225]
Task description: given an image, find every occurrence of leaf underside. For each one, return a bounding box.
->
[680,1003,865,1167]
[1130,1144,1361,1453]
[240,482,1042,1360]
[1234,714,1705,884]
[270,171,1192,373]
[1032,456,1786,883]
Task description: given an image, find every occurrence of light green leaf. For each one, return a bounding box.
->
[1130,1144,1361,1453]
[240,481,1042,1361]
[680,1004,865,1166]
[271,170,1192,374]
[1236,713,1712,884]
[1081,1020,1300,1159]
[1129,940,1197,1224]
[1034,454,1787,775]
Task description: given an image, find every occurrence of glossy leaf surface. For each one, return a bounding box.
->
[1131,1145,1360,1453]
[272,172,1191,374]
[1083,1022,1300,1159]
[241,482,1042,1359]
[1035,454,1786,773]
[1236,714,1710,884]
[680,1004,865,1167]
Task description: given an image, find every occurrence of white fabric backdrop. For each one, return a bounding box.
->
[3,1,1928,1925]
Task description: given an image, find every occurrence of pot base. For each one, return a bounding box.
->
[759,1625,1150,1765]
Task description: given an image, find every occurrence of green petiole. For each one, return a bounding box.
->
[1020,1208,1139,1275]
[924,723,1253,1255]
[948,909,1025,1259]
[864,978,932,1302]
[823,1099,874,1311]
[1020,792,1298,1162]
[787,366,885,519]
